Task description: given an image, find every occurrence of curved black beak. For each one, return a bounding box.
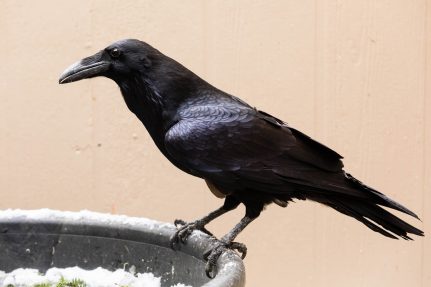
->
[59,51,110,84]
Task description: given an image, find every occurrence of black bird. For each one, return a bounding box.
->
[59,39,423,276]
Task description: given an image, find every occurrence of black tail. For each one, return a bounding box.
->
[310,173,424,240]
[327,197,423,240]
[344,173,420,219]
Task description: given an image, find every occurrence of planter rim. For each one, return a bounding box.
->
[0,209,245,287]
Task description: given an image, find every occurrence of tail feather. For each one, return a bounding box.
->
[326,200,399,239]
[332,198,423,240]
[345,173,420,219]
[303,173,424,240]
[275,169,424,239]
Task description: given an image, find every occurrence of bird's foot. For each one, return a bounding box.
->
[203,239,247,278]
[170,219,214,249]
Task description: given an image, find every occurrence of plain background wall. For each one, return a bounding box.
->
[1,1,430,286]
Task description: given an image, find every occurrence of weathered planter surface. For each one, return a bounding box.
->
[0,210,245,287]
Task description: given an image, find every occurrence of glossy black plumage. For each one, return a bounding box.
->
[59,39,423,272]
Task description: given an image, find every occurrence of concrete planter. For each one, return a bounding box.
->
[0,210,245,287]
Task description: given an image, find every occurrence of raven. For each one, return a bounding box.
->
[59,39,423,277]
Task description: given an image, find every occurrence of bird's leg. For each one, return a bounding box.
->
[203,202,263,278]
[203,216,255,278]
[170,196,240,248]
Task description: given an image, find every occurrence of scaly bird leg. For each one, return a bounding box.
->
[203,216,254,278]
[170,196,240,249]
[170,206,228,248]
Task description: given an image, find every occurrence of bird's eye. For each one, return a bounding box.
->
[110,48,121,58]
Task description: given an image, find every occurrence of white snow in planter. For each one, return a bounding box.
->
[0,209,169,229]
[0,266,191,287]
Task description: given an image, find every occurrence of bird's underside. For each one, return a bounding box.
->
[59,39,424,278]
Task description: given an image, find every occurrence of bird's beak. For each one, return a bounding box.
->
[59,51,110,84]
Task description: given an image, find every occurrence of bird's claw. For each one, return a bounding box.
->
[170,219,213,249]
[229,241,247,259]
[174,219,187,226]
[203,240,247,278]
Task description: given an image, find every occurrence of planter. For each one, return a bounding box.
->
[0,210,245,287]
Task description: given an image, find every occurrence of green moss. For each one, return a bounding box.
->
[55,277,87,287]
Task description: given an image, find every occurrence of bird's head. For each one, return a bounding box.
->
[59,39,161,85]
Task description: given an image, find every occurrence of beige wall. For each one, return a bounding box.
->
[1,1,430,286]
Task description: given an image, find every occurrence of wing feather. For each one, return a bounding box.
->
[165,106,343,176]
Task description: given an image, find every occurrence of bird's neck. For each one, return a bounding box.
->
[117,77,165,148]
[118,73,204,154]
[116,51,216,152]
